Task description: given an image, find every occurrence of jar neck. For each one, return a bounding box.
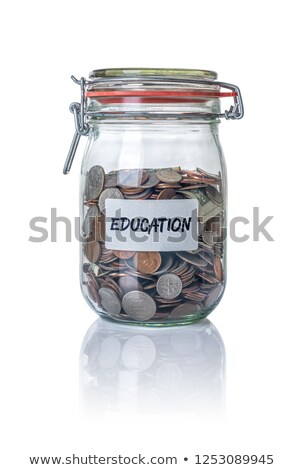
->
[87,98,221,124]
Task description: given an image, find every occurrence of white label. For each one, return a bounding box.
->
[105,199,198,252]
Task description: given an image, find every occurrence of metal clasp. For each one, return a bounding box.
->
[214,81,244,120]
[63,77,89,175]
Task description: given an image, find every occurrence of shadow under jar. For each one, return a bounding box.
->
[64,68,244,326]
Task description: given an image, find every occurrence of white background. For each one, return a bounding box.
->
[0,1,303,468]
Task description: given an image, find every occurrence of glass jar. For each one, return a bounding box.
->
[64,68,244,326]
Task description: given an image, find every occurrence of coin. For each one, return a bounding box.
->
[86,271,99,292]
[153,254,174,275]
[123,188,152,199]
[156,169,182,183]
[156,273,182,299]
[83,205,100,237]
[157,188,176,199]
[86,165,105,200]
[84,240,101,263]
[134,252,162,274]
[214,256,223,282]
[83,165,226,323]
[176,251,208,267]
[170,302,201,319]
[196,167,221,182]
[98,287,122,315]
[112,250,135,259]
[104,172,118,188]
[204,283,224,309]
[87,281,101,306]
[122,290,156,320]
[98,187,123,213]
[94,213,105,241]
[140,170,160,188]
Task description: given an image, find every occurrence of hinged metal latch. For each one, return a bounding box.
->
[63,75,244,174]
[63,77,89,175]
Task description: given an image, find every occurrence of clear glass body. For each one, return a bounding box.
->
[80,69,227,326]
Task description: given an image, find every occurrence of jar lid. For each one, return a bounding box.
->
[86,68,235,102]
[89,68,218,80]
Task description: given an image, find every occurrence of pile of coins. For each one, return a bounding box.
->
[82,165,225,324]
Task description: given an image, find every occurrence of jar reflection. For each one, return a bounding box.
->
[80,318,225,417]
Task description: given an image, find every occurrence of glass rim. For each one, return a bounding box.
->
[89,68,218,81]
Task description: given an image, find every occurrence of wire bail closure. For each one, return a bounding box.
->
[63,75,244,174]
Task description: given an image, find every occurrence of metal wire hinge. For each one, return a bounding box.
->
[63,77,89,175]
[63,75,244,174]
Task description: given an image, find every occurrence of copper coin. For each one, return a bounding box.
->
[196,167,221,182]
[199,272,218,284]
[214,256,223,282]
[87,281,101,306]
[156,183,182,189]
[170,302,201,319]
[123,188,152,199]
[120,187,144,195]
[157,188,176,199]
[86,272,99,291]
[84,240,101,263]
[176,251,208,267]
[204,283,224,309]
[134,252,162,274]
[112,250,135,260]
[184,292,206,301]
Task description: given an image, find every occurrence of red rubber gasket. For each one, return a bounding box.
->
[86,90,236,98]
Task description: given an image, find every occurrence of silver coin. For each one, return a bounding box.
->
[156,169,182,183]
[156,273,182,299]
[204,283,224,309]
[140,170,160,188]
[86,165,105,200]
[122,290,156,321]
[104,171,118,188]
[98,188,123,214]
[98,287,121,315]
[82,205,100,237]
